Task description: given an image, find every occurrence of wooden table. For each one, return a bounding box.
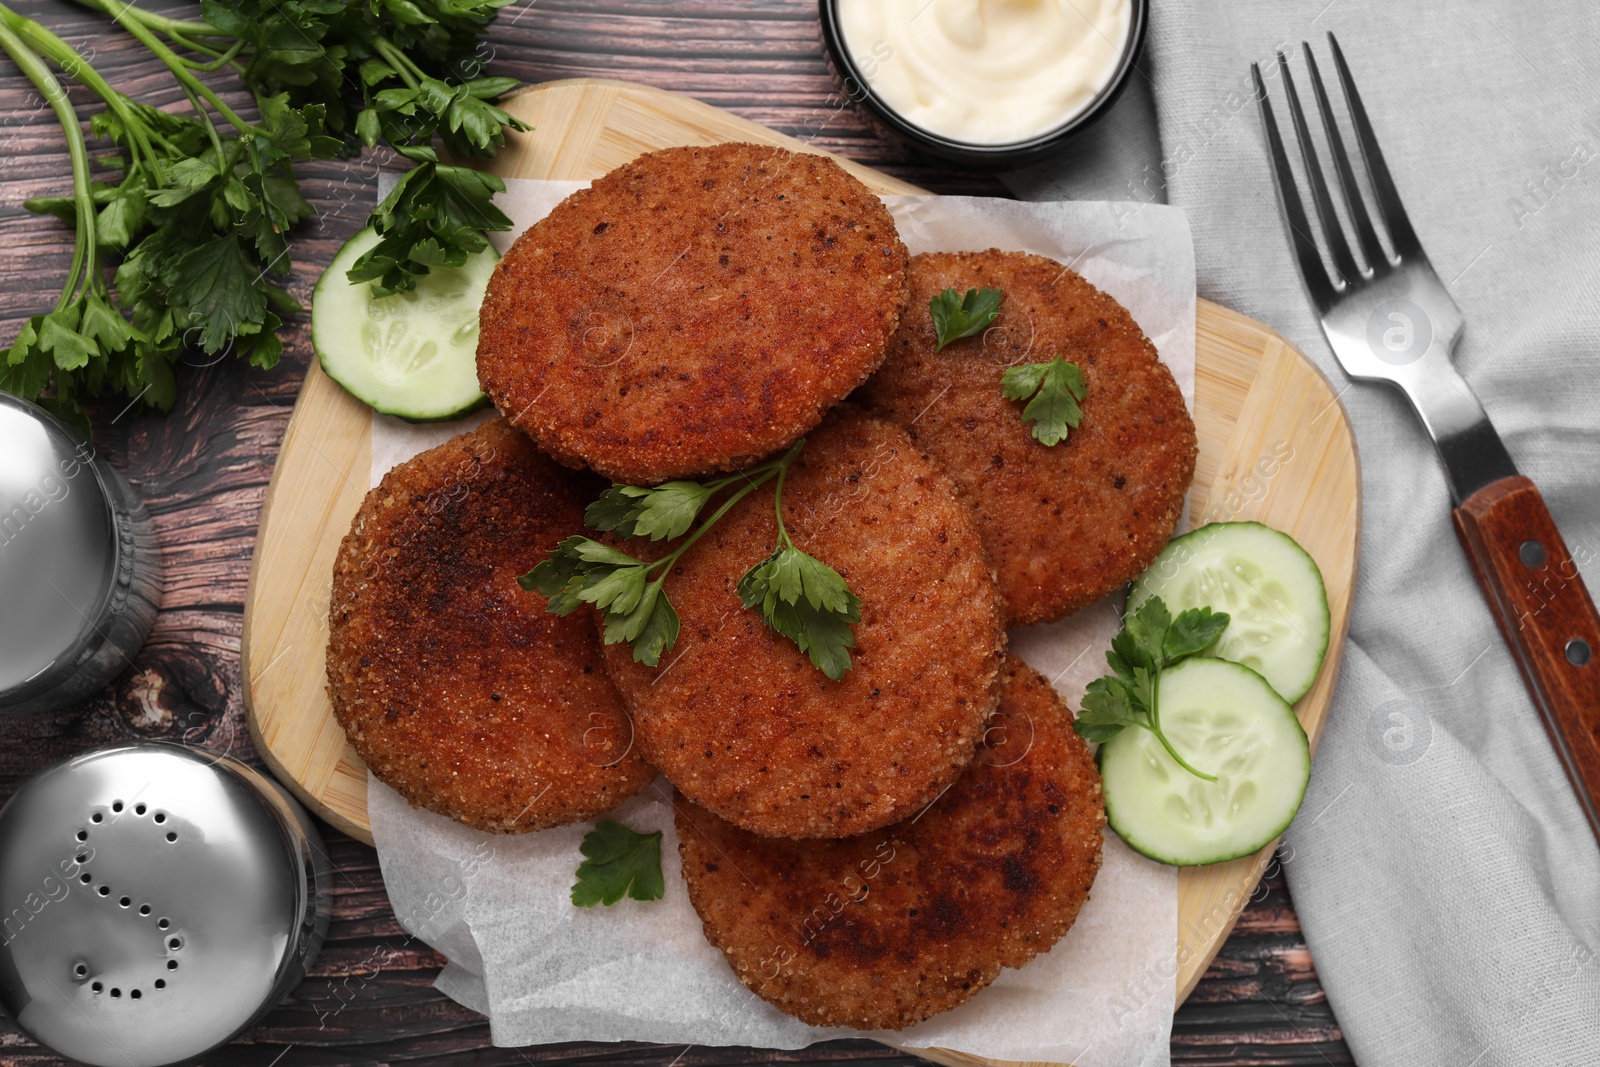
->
[0,2,1353,1063]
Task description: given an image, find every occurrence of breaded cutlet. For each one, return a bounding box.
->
[677,655,1105,1029]
[327,418,654,833]
[858,250,1197,625]
[476,142,911,484]
[601,406,1006,839]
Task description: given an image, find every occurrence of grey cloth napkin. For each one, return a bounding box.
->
[1008,3,1600,1065]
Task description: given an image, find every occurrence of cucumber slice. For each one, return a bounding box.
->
[312,226,497,421]
[1098,657,1310,866]
[1130,521,1330,703]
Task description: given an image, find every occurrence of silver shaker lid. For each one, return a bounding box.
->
[0,394,115,695]
[0,743,330,1066]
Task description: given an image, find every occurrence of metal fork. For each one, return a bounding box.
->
[1256,35,1600,839]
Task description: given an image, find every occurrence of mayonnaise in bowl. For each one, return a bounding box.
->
[833,0,1136,150]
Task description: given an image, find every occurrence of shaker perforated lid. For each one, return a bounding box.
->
[0,393,114,695]
[0,743,329,1066]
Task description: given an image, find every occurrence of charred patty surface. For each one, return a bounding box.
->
[327,418,654,833]
[677,656,1105,1029]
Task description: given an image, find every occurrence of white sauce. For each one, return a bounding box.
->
[837,0,1133,146]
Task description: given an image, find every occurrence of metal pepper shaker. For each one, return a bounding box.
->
[0,393,162,714]
[0,742,333,1066]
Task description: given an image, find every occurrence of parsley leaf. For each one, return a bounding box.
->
[734,442,862,680]
[929,287,1003,351]
[519,535,680,665]
[1164,605,1230,662]
[1072,596,1230,781]
[37,307,96,372]
[586,481,715,541]
[170,235,268,352]
[737,545,862,681]
[615,583,681,667]
[1000,356,1088,447]
[571,821,664,907]
[1074,675,1139,744]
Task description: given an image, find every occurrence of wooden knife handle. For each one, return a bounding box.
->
[1453,476,1600,838]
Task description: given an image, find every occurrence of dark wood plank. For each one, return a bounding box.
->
[0,2,1351,1064]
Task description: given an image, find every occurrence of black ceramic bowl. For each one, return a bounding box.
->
[818,0,1149,168]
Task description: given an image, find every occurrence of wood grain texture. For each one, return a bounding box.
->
[0,1,1356,1063]
[1453,475,1600,839]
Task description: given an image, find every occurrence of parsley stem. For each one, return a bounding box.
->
[178,78,226,160]
[78,0,254,134]
[702,471,751,492]
[642,439,807,584]
[647,468,779,582]
[1145,671,1216,781]
[0,17,96,310]
[67,1,227,42]
[369,35,422,91]
[1140,719,1217,783]
[771,438,806,550]
[701,442,801,494]
[62,0,241,71]
[1152,728,1217,782]
[176,35,244,72]
[0,3,149,175]
[0,9,163,176]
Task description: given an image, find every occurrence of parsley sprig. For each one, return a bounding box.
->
[1073,596,1230,781]
[1000,356,1088,447]
[571,821,664,907]
[930,286,1002,350]
[522,440,863,680]
[524,446,804,668]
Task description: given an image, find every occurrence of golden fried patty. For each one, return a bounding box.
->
[603,407,1005,839]
[476,142,911,484]
[858,250,1197,625]
[327,419,653,833]
[677,656,1105,1030]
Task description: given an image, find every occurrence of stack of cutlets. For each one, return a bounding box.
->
[326,142,1197,1028]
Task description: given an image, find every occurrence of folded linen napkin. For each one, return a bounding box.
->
[1011,4,1600,1064]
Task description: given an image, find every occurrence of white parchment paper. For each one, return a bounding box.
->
[366,179,1195,1067]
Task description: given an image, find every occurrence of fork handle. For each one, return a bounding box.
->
[1453,476,1600,839]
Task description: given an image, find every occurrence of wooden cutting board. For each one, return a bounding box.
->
[241,77,1360,1033]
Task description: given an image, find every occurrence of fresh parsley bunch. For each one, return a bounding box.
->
[181,0,529,295]
[522,441,864,681]
[0,0,526,425]
[1073,596,1230,781]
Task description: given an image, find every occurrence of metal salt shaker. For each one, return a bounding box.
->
[0,742,333,1065]
[0,392,162,714]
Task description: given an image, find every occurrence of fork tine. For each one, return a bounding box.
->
[1253,62,1338,312]
[1278,50,1360,288]
[1303,42,1388,272]
[1328,32,1422,260]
